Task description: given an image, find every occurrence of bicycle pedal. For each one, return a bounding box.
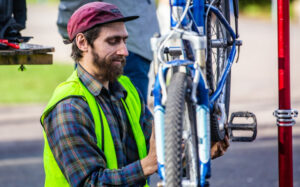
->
[228,111,257,142]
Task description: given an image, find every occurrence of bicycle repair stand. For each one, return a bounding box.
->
[273,1,298,187]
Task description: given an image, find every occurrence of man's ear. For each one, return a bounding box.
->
[75,33,88,52]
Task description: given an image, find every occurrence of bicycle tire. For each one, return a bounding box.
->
[206,0,231,142]
[164,72,199,187]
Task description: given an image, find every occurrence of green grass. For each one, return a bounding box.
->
[26,0,59,5]
[240,3,296,20]
[0,63,73,104]
[241,4,272,19]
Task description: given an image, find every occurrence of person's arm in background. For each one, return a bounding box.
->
[57,0,97,39]
[12,0,26,29]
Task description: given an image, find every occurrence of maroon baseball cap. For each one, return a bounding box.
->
[65,2,138,44]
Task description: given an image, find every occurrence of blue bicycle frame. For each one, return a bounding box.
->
[152,0,237,186]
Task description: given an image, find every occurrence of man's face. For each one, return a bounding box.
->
[90,22,129,82]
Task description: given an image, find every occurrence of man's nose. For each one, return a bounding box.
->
[116,42,129,57]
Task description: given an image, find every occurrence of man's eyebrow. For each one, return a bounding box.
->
[106,35,128,40]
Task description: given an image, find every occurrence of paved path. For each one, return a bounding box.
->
[0,104,44,187]
[22,4,73,63]
[1,4,300,187]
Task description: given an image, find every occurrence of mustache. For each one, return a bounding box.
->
[110,55,126,63]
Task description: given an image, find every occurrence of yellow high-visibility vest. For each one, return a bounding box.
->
[40,70,148,187]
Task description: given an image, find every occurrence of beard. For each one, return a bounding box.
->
[91,49,126,82]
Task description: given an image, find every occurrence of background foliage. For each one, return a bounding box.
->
[239,0,295,9]
[0,63,73,103]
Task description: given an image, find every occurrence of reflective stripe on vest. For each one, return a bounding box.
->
[40,71,148,186]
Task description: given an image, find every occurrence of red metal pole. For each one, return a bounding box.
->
[277,0,293,187]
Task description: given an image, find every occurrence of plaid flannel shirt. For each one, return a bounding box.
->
[42,64,153,186]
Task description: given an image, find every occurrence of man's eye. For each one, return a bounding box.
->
[108,40,116,45]
[108,38,119,45]
[106,37,127,45]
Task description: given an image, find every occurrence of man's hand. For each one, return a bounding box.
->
[140,123,157,176]
[211,135,230,159]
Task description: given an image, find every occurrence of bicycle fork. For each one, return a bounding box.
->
[153,78,212,187]
[153,105,166,180]
[196,105,211,187]
[195,67,212,187]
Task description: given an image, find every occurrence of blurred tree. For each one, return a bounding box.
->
[239,0,295,10]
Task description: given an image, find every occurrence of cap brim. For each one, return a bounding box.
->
[64,15,139,45]
[116,15,139,22]
[100,15,139,25]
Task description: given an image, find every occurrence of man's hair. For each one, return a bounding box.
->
[71,26,102,62]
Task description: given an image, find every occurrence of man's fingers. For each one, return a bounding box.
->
[149,123,156,153]
[224,135,229,145]
[211,141,227,159]
[151,122,155,139]
[222,136,230,150]
[217,144,225,156]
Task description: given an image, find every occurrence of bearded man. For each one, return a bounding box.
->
[40,2,157,186]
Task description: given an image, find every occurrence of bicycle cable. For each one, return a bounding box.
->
[235,45,241,63]
[157,0,192,64]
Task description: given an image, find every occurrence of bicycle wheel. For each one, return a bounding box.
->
[206,0,231,142]
[164,72,199,187]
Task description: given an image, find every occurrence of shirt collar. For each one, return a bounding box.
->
[77,63,127,100]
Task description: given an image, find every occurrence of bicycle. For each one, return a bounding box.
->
[150,0,257,186]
